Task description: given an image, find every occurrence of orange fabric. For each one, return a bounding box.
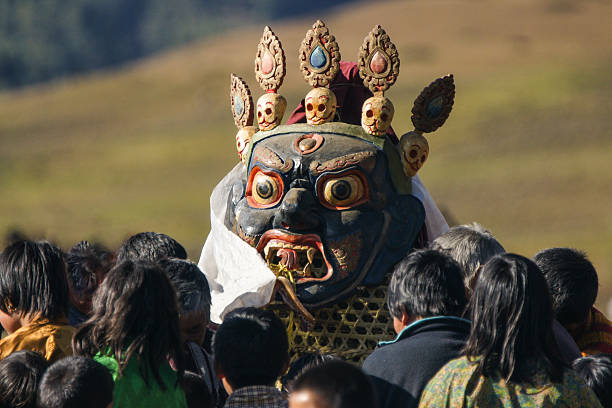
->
[0,318,74,362]
[568,307,612,355]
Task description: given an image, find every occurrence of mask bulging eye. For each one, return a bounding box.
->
[321,174,366,209]
[247,169,284,208]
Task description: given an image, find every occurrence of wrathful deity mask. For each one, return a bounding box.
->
[224,122,425,308]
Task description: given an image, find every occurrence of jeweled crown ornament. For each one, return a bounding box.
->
[299,20,341,125]
[358,25,399,137]
[399,75,455,177]
[230,74,255,164]
[254,26,287,131]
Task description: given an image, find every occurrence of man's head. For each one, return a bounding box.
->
[387,249,467,333]
[289,360,377,408]
[533,247,598,326]
[213,307,289,391]
[0,350,49,408]
[572,354,612,408]
[160,258,212,345]
[37,356,114,408]
[117,232,187,263]
[66,241,114,317]
[430,222,505,295]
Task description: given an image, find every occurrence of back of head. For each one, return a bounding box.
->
[533,247,598,326]
[430,223,505,292]
[465,253,565,383]
[387,249,467,320]
[572,354,612,408]
[290,360,377,408]
[214,307,288,389]
[117,232,187,263]
[72,260,183,388]
[159,258,211,317]
[281,353,340,393]
[37,356,114,408]
[0,350,49,408]
[0,240,69,320]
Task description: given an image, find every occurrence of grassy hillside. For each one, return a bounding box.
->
[1,0,612,307]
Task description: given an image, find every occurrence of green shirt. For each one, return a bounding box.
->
[95,353,187,408]
[419,356,602,408]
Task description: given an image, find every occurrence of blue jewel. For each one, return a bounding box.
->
[234,95,244,116]
[310,45,327,69]
[426,96,444,119]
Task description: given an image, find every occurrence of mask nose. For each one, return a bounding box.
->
[273,187,320,231]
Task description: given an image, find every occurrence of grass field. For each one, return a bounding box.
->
[1,0,611,308]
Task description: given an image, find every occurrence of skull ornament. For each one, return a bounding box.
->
[257,93,287,131]
[399,131,430,177]
[305,87,337,125]
[361,96,394,137]
[235,126,256,164]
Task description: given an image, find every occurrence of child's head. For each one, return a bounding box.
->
[0,240,69,333]
[0,350,49,408]
[289,360,377,408]
[117,232,187,263]
[572,354,612,408]
[533,247,598,326]
[181,371,214,408]
[66,241,114,317]
[281,353,340,393]
[37,356,114,408]
[73,260,183,388]
[159,258,211,345]
[213,307,288,391]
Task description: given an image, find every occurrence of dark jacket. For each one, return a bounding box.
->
[362,316,470,408]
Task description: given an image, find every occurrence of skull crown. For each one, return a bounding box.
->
[399,131,429,177]
[305,88,337,125]
[256,93,287,131]
[361,96,394,137]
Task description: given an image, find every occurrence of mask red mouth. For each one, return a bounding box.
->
[256,230,333,284]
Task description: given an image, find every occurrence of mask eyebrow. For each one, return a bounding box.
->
[309,151,376,176]
[251,146,292,173]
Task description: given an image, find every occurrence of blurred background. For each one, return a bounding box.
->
[1,0,611,311]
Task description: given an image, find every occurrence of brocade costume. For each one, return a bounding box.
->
[0,317,73,362]
[567,307,612,355]
[418,356,603,408]
[224,385,288,408]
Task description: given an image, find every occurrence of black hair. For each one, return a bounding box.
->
[387,249,467,320]
[572,354,612,408]
[291,360,378,408]
[213,307,288,389]
[281,353,340,393]
[0,350,49,408]
[159,258,211,316]
[533,247,598,326]
[73,260,184,389]
[117,232,187,263]
[37,356,114,408]
[181,371,214,408]
[66,241,114,305]
[464,253,566,383]
[0,240,69,320]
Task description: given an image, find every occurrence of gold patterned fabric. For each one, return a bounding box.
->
[0,318,74,362]
[269,283,394,364]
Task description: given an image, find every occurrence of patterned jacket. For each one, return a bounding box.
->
[224,385,288,408]
[567,307,612,355]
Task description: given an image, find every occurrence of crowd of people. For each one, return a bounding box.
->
[0,226,611,408]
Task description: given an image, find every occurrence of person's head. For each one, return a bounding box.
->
[387,249,467,333]
[65,241,114,317]
[0,240,69,333]
[464,253,565,383]
[37,356,114,408]
[533,247,598,326]
[159,258,211,345]
[281,353,340,393]
[430,223,505,295]
[0,350,49,408]
[117,232,187,263]
[72,260,183,388]
[289,360,377,408]
[572,354,612,408]
[181,371,214,408]
[213,307,289,392]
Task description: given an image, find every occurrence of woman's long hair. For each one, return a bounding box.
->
[463,253,566,384]
[73,260,183,388]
